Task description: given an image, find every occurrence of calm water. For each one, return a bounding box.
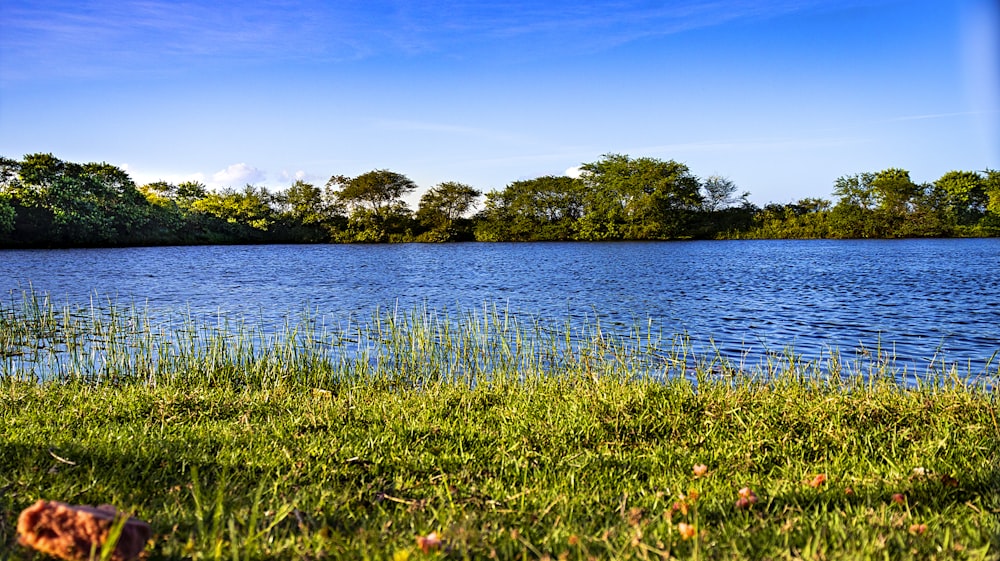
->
[2,239,998,378]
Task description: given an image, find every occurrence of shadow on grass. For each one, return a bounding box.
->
[3,436,999,559]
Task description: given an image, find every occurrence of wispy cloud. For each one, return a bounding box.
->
[374,0,890,54]
[1,0,889,81]
[0,0,364,80]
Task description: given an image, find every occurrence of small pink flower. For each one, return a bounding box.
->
[892,493,906,504]
[677,522,696,540]
[909,523,928,535]
[417,531,441,553]
[735,487,758,509]
[807,473,827,488]
[693,464,708,478]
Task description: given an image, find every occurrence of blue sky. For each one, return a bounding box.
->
[1,0,997,205]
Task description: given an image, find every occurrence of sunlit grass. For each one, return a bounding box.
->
[1,292,997,560]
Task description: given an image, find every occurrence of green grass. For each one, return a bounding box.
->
[0,294,998,560]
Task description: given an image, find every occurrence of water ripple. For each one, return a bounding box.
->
[2,239,998,380]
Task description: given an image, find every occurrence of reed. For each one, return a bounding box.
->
[3,290,995,390]
[0,292,701,389]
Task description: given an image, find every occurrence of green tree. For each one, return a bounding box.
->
[0,157,20,236]
[871,168,919,214]
[832,172,877,210]
[416,181,481,241]
[577,154,702,240]
[138,181,184,241]
[0,193,14,235]
[980,169,1000,235]
[269,180,348,243]
[0,156,21,189]
[934,170,988,227]
[738,199,831,239]
[136,180,222,243]
[329,170,416,222]
[139,181,178,206]
[701,175,748,211]
[176,181,209,209]
[280,180,323,224]
[474,176,583,241]
[986,169,1000,214]
[189,185,276,232]
[831,169,928,238]
[275,180,345,226]
[872,168,919,234]
[473,191,515,242]
[899,182,951,237]
[5,153,150,245]
[830,172,879,238]
[140,180,209,209]
[327,170,416,242]
[691,175,753,238]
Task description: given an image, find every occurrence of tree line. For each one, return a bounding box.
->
[1,153,997,247]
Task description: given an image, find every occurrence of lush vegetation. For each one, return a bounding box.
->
[1,294,998,560]
[2,154,998,247]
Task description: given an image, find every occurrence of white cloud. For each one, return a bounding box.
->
[211,163,265,187]
[279,169,321,184]
[118,163,206,187]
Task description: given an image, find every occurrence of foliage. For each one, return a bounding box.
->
[577,154,704,240]
[416,181,481,241]
[265,180,345,243]
[0,154,154,245]
[475,176,584,241]
[189,185,275,231]
[936,170,988,226]
[0,193,14,235]
[2,153,999,246]
[986,170,1000,214]
[325,170,418,242]
[273,180,343,226]
[736,199,832,239]
[329,170,416,221]
[701,174,748,211]
[829,172,881,238]
[732,168,1000,240]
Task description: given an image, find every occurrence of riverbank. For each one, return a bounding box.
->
[2,371,998,560]
[1,295,998,559]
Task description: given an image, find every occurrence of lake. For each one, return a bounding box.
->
[2,239,998,381]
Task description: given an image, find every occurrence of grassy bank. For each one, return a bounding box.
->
[1,296,998,559]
